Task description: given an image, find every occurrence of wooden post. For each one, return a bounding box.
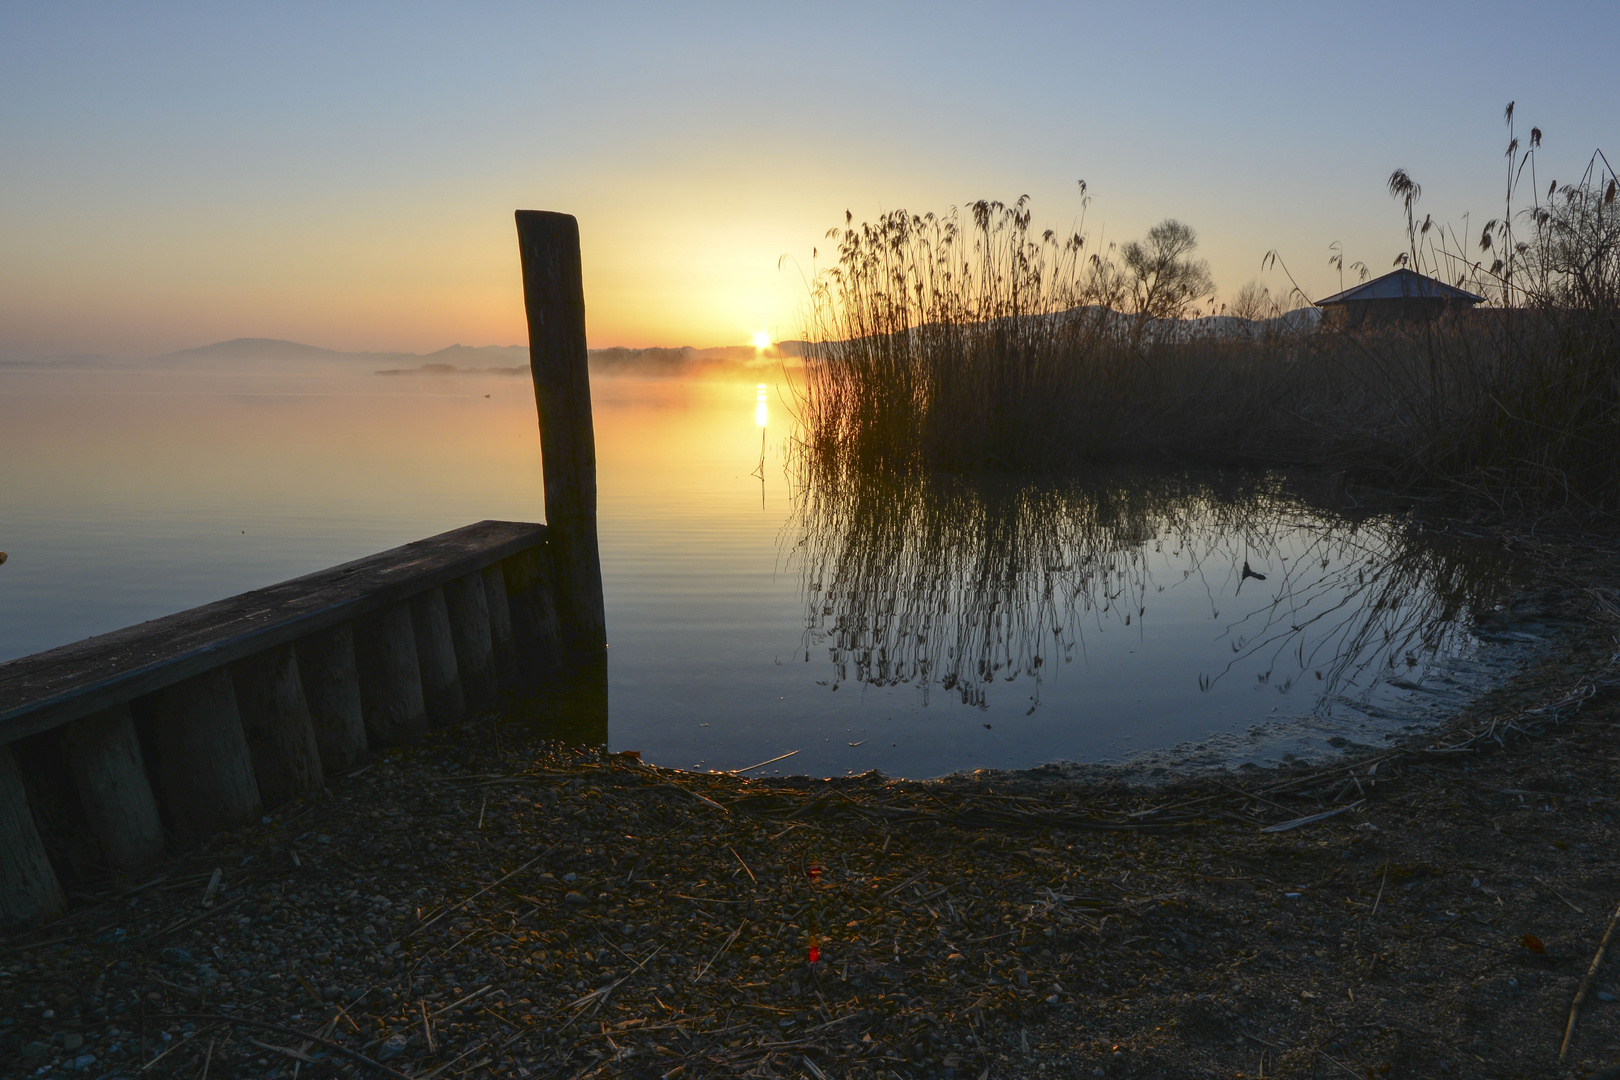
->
[410,586,466,724]
[444,571,498,709]
[294,623,369,772]
[503,547,562,683]
[352,602,428,746]
[547,651,610,747]
[62,704,165,869]
[231,644,324,809]
[142,669,262,838]
[482,561,516,687]
[0,744,64,925]
[515,210,607,657]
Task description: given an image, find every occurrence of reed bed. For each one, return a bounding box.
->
[792,116,1620,517]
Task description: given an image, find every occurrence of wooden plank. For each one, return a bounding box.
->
[62,704,165,869]
[515,211,607,656]
[0,744,65,925]
[0,520,546,745]
[482,563,516,688]
[444,571,498,709]
[141,668,263,838]
[295,623,368,772]
[410,586,465,724]
[502,548,562,684]
[353,602,428,746]
[231,644,324,809]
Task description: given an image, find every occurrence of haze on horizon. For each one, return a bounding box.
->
[2,1,1616,361]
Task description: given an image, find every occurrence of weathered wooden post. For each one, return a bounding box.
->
[482,562,517,687]
[444,571,498,709]
[0,745,64,924]
[502,546,562,683]
[230,645,324,808]
[62,704,165,869]
[547,652,610,747]
[295,623,369,771]
[410,586,466,723]
[142,669,263,838]
[352,602,428,745]
[515,211,607,658]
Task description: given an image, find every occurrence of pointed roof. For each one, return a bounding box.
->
[1316,268,1485,307]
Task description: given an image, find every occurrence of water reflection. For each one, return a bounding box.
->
[785,469,1519,719]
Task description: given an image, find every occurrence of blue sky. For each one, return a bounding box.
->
[2,1,1615,355]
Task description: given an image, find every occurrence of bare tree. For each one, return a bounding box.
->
[1122,219,1214,340]
[1228,280,1275,321]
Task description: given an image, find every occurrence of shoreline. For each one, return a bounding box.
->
[2,540,1617,1080]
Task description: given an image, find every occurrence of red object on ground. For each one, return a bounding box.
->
[1522,934,1546,954]
[807,945,820,963]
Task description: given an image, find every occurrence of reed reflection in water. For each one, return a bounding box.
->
[786,469,1520,748]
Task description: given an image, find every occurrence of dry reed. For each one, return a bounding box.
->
[791,109,1620,517]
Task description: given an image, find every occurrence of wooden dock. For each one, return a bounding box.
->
[0,211,608,925]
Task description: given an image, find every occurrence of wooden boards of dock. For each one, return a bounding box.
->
[0,211,609,925]
[0,521,567,923]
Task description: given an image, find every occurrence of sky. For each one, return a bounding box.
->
[2,1,1617,359]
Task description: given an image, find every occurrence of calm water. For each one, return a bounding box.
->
[0,366,1539,777]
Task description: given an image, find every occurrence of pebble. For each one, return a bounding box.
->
[1599,991,1617,1003]
[11,724,1604,1078]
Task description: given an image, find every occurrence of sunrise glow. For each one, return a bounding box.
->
[0,7,1612,361]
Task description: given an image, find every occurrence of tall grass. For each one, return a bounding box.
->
[792,113,1620,516]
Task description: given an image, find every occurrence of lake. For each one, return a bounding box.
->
[0,365,1548,778]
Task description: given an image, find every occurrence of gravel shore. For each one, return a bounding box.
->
[3,586,1619,1080]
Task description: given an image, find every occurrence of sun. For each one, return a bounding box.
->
[752,331,771,350]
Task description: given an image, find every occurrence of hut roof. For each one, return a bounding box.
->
[1315,268,1485,307]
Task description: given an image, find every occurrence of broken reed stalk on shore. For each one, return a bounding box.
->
[1561,900,1620,1062]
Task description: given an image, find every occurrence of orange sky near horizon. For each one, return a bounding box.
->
[3,4,1616,361]
[1,183,830,357]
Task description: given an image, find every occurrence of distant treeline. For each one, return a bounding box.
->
[586,343,808,380]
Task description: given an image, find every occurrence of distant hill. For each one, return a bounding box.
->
[0,353,121,369]
[138,338,533,374]
[149,337,386,364]
[586,342,809,379]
